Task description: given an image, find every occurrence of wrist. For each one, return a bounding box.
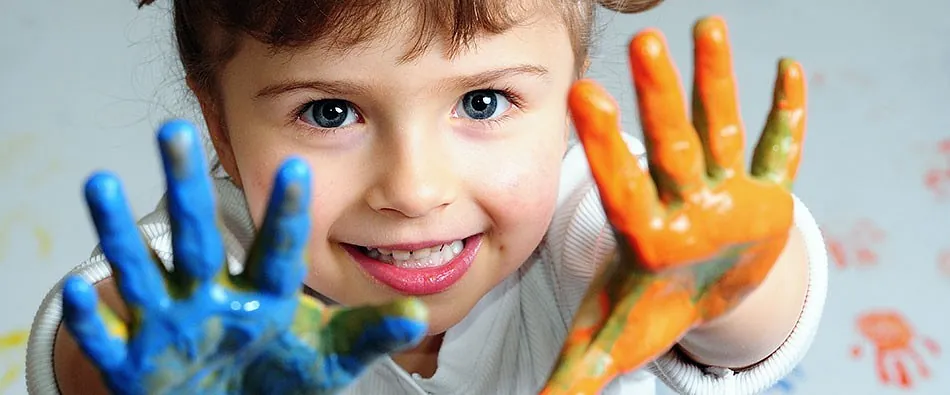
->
[678,226,809,369]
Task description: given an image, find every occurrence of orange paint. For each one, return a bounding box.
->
[822,219,884,269]
[922,138,950,201]
[692,18,744,177]
[938,250,950,278]
[541,278,698,395]
[542,16,808,394]
[852,310,940,389]
[827,238,848,268]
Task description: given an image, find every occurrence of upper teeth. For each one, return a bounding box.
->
[372,240,464,261]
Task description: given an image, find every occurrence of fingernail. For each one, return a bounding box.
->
[693,15,727,41]
[63,276,95,310]
[84,172,122,205]
[158,119,199,177]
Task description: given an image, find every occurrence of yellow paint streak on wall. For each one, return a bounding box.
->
[0,365,20,392]
[0,330,28,393]
[33,226,53,259]
[0,211,54,263]
[0,134,36,176]
[0,331,26,350]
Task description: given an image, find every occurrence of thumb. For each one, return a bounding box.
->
[324,298,429,374]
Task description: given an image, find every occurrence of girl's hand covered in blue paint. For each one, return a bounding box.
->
[60,120,429,395]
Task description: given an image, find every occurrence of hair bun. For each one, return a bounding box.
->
[596,0,664,13]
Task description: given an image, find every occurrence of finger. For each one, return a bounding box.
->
[325,298,428,374]
[569,80,660,233]
[629,29,706,203]
[544,282,613,391]
[158,119,225,284]
[750,58,807,189]
[85,172,170,309]
[62,276,128,371]
[691,16,746,179]
[243,157,312,296]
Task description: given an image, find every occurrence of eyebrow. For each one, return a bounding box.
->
[254,64,550,99]
[443,64,550,90]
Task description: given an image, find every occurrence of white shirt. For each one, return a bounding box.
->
[25,136,829,394]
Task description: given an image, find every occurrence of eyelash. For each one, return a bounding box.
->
[488,85,525,109]
[464,85,524,130]
[290,85,526,134]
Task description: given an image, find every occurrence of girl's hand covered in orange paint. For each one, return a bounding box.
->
[541,16,807,395]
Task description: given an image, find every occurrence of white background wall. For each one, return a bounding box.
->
[2,0,948,393]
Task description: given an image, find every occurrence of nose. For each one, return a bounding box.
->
[366,130,457,219]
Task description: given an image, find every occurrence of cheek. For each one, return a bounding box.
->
[484,154,560,223]
[235,157,279,228]
[236,153,348,243]
[474,127,566,258]
[223,113,347,233]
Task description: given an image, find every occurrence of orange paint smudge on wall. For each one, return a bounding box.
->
[851,310,940,389]
[809,72,826,88]
[921,138,950,201]
[937,250,950,278]
[821,220,884,269]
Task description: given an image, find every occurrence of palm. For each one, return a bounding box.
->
[62,120,427,395]
[542,16,806,395]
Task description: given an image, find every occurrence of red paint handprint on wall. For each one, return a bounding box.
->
[821,219,885,269]
[851,310,940,389]
[922,139,950,201]
[937,250,950,279]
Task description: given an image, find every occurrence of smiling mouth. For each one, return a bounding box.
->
[358,240,465,269]
[341,234,484,295]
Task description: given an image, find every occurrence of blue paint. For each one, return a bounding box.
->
[244,157,311,297]
[83,171,171,311]
[350,316,430,361]
[63,119,429,394]
[243,316,428,394]
[158,119,224,283]
[767,366,805,393]
[62,276,127,369]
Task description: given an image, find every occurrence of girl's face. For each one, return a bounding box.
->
[206,10,577,334]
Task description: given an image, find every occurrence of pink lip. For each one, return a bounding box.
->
[342,234,483,296]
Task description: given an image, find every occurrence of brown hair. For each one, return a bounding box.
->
[138,0,662,99]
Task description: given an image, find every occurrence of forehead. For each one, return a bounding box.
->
[224,9,575,87]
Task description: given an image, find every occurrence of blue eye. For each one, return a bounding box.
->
[455,90,511,120]
[301,99,360,128]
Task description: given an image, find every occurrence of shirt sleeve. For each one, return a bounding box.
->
[546,135,829,394]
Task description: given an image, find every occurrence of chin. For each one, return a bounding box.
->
[414,269,512,336]
[413,289,482,335]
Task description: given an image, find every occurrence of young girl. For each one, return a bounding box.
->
[26,0,828,394]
